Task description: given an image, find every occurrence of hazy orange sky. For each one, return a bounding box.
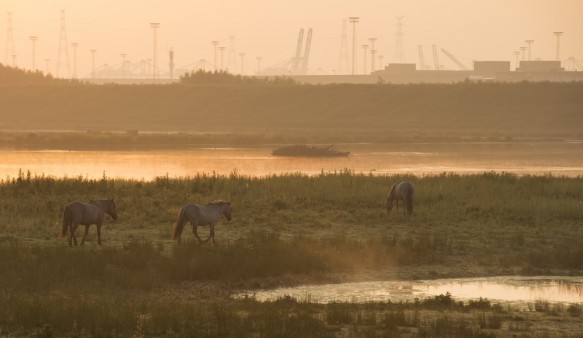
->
[1,0,581,77]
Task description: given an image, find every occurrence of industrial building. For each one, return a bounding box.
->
[516,61,563,72]
[282,60,582,85]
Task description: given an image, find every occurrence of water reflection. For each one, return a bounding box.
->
[1,142,583,180]
[238,276,583,306]
[423,277,583,304]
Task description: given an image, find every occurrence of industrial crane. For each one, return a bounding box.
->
[293,29,304,72]
[418,45,425,70]
[301,29,312,74]
[291,28,312,74]
[263,28,313,75]
[432,45,440,70]
[440,48,467,71]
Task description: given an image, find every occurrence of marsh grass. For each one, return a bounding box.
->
[1,172,583,336]
[0,292,557,337]
[1,171,582,271]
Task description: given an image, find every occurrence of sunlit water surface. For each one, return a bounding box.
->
[1,142,582,180]
[236,276,583,308]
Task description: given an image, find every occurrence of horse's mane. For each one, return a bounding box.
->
[387,183,398,198]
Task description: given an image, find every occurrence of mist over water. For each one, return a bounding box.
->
[2,142,582,180]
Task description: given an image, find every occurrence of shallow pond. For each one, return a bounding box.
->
[1,141,583,180]
[237,276,583,308]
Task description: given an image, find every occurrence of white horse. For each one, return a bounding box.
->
[61,199,118,246]
[386,181,415,215]
[173,201,232,243]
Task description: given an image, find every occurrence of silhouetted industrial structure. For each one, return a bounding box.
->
[262,28,312,76]
[349,17,359,75]
[56,10,70,77]
[168,48,174,79]
[553,32,563,61]
[227,35,237,73]
[5,12,16,67]
[150,23,160,79]
[338,20,350,74]
[369,38,377,73]
[11,9,568,85]
[392,17,405,63]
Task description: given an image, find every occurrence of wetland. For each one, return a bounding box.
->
[1,171,582,337]
[2,73,583,336]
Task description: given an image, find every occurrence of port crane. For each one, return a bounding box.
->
[418,45,426,70]
[264,28,312,75]
[440,48,467,71]
[432,45,440,70]
[291,28,312,74]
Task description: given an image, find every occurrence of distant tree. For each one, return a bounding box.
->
[179,70,297,86]
[0,63,80,85]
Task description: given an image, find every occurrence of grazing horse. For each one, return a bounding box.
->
[386,181,415,215]
[60,199,118,246]
[173,201,232,244]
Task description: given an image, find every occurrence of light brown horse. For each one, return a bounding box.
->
[173,201,232,244]
[61,199,118,246]
[386,181,415,215]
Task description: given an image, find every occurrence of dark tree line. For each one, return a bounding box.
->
[0,63,82,85]
[179,69,297,86]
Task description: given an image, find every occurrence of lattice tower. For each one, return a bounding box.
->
[5,12,16,66]
[56,10,70,77]
[392,16,405,63]
[227,35,237,73]
[348,17,359,75]
[338,19,349,74]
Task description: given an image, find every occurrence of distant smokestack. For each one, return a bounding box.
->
[169,48,174,79]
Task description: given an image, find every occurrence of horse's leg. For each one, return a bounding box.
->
[96,222,102,245]
[71,223,79,246]
[67,224,73,247]
[193,223,204,243]
[210,224,216,244]
[194,225,212,243]
[80,225,90,245]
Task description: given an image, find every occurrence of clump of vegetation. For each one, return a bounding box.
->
[180,70,297,86]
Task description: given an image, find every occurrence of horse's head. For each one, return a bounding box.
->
[107,199,118,220]
[223,201,232,221]
[386,196,394,213]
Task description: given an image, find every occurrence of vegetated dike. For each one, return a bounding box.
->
[0,79,582,136]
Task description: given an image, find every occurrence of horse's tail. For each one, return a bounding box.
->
[60,206,71,238]
[173,208,187,240]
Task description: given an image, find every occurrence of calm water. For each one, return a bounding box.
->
[1,141,582,180]
[237,276,583,307]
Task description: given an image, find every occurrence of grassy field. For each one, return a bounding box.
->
[0,172,582,336]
